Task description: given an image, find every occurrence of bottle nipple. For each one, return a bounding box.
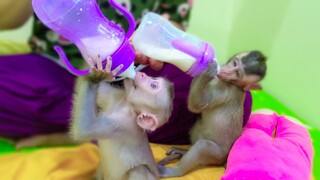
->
[119,62,136,79]
[214,58,221,74]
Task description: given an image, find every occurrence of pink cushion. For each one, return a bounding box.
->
[222,113,313,180]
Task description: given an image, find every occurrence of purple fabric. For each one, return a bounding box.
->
[0,54,252,144]
[243,91,252,126]
[0,54,75,139]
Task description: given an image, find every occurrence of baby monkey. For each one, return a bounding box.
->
[70,56,174,180]
[158,50,267,177]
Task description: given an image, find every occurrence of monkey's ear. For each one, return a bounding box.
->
[243,83,262,91]
[136,113,159,131]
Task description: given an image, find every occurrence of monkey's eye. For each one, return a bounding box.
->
[233,60,241,77]
[150,82,158,89]
[233,60,237,67]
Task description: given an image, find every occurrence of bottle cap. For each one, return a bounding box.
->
[186,43,215,77]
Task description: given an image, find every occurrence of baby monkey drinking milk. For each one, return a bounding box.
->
[70,56,174,180]
[158,50,267,178]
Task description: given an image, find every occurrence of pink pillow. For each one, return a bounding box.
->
[222,113,313,180]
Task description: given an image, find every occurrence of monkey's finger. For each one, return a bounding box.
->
[105,56,112,72]
[111,64,124,75]
[86,56,95,68]
[97,54,103,70]
[166,147,187,156]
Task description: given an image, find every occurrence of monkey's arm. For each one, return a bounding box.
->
[70,78,118,140]
[188,62,229,112]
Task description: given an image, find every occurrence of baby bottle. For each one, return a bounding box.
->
[132,12,219,77]
[32,0,136,78]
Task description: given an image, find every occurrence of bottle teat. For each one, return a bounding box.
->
[214,58,221,74]
[119,63,136,79]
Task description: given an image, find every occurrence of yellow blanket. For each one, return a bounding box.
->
[0,143,224,180]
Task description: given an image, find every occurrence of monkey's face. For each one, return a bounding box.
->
[124,72,163,95]
[218,52,261,87]
[124,72,172,113]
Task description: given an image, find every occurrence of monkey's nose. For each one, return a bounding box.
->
[220,68,233,75]
[218,69,227,75]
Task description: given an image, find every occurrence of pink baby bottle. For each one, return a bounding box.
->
[133,12,219,77]
[32,0,136,78]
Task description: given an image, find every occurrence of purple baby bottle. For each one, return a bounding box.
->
[32,0,136,78]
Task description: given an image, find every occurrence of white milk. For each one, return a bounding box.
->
[80,36,136,79]
[136,43,196,72]
[80,35,122,60]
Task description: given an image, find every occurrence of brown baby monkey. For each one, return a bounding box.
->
[157,50,267,178]
[70,56,174,180]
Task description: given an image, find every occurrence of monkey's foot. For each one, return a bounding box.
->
[157,165,182,178]
[158,147,187,166]
[15,135,47,149]
[166,147,187,156]
[158,153,182,166]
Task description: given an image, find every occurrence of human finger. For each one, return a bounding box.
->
[134,50,149,65]
[149,58,164,71]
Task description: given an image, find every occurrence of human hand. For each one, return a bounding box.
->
[129,34,164,71]
[87,55,123,82]
[134,49,164,71]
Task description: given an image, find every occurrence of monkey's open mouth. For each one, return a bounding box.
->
[122,78,137,90]
[109,80,125,89]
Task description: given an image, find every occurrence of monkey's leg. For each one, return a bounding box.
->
[95,165,103,180]
[158,139,225,178]
[127,165,158,180]
[158,147,187,166]
[15,133,79,149]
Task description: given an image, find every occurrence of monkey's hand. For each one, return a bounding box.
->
[203,60,219,79]
[86,55,123,83]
